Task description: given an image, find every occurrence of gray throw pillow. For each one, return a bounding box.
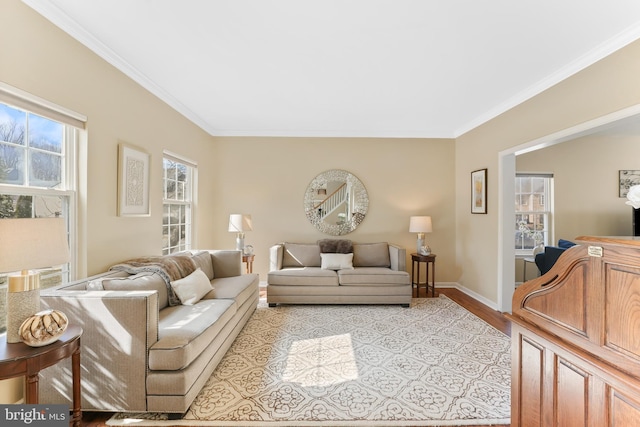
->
[317,239,353,253]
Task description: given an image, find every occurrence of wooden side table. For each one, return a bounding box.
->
[0,325,83,427]
[242,254,255,274]
[411,253,436,297]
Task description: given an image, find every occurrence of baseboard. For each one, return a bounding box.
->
[435,282,500,311]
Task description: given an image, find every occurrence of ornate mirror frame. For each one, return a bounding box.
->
[304,169,368,235]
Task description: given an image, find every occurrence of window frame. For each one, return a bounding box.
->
[162,151,197,254]
[0,99,81,281]
[0,85,85,334]
[515,173,554,256]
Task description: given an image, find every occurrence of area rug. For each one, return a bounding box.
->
[108,296,511,426]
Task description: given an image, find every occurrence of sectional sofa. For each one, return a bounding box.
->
[38,249,259,416]
[267,240,412,306]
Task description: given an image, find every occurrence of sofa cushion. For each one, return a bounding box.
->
[320,253,354,270]
[352,243,390,267]
[338,267,410,286]
[190,251,214,280]
[282,243,321,268]
[102,272,169,310]
[318,239,353,254]
[149,299,236,370]
[268,267,339,286]
[170,268,213,305]
[203,274,258,308]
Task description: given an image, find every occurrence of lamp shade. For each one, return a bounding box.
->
[0,217,70,273]
[409,216,432,233]
[228,214,253,233]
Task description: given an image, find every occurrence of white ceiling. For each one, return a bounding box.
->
[22,0,640,138]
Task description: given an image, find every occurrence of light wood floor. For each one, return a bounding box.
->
[80,287,512,427]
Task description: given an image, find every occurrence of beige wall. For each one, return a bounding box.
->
[4,1,459,283]
[456,39,640,305]
[518,131,640,239]
[4,0,216,275]
[6,0,640,305]
[515,131,640,282]
[211,137,457,281]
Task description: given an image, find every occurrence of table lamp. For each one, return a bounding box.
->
[228,214,252,252]
[409,216,432,255]
[0,218,70,343]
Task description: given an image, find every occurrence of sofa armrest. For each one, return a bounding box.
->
[388,244,406,271]
[209,250,242,278]
[39,290,159,412]
[269,244,284,271]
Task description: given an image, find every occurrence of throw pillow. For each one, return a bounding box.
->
[318,239,353,254]
[558,239,576,249]
[320,253,354,270]
[170,268,212,305]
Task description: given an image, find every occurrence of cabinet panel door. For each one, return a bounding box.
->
[555,357,588,427]
[611,389,640,426]
[518,335,544,427]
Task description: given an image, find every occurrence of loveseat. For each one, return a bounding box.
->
[38,249,259,416]
[267,240,411,306]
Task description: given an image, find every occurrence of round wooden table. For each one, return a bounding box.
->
[411,253,437,297]
[0,325,83,427]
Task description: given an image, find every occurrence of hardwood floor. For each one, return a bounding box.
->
[80,287,512,427]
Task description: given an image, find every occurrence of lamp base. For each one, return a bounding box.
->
[7,289,40,343]
[416,233,425,254]
[6,272,40,343]
[236,233,245,252]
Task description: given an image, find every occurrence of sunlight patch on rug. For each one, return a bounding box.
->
[284,333,359,387]
[108,296,511,426]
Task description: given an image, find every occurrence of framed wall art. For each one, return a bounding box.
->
[117,143,150,216]
[619,169,640,197]
[471,168,487,214]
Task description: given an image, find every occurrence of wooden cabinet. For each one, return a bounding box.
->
[509,236,640,426]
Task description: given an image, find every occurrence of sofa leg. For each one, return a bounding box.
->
[401,304,410,308]
[268,303,276,307]
[167,412,185,420]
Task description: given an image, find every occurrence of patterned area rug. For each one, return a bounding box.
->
[108,296,510,426]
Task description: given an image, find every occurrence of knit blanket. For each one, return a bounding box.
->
[109,255,197,306]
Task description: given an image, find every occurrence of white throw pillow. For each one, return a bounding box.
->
[320,253,354,270]
[170,268,212,305]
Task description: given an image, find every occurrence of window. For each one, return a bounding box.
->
[0,83,85,334]
[162,153,196,254]
[515,174,553,255]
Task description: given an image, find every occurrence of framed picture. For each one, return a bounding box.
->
[117,143,150,216]
[619,170,640,197]
[471,168,487,214]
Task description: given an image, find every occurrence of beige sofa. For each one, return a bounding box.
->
[39,250,259,416]
[267,241,411,306]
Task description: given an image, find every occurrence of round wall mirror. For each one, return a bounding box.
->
[304,169,368,235]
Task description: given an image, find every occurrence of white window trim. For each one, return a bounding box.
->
[162,151,197,252]
[515,173,554,257]
[0,84,85,280]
